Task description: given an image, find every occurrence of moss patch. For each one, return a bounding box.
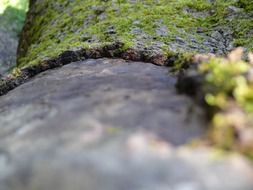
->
[236,0,253,12]
[177,48,253,159]
[200,49,253,157]
[17,0,253,69]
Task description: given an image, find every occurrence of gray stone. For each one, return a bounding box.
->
[0,29,17,76]
[98,12,107,20]
[183,7,211,18]
[156,26,168,37]
[0,58,252,189]
[107,25,116,34]
[226,6,242,14]
[131,27,143,35]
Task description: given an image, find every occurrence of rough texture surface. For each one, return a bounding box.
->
[0,59,204,145]
[17,0,253,68]
[1,0,253,188]
[0,58,253,189]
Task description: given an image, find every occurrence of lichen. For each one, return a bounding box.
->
[17,0,253,69]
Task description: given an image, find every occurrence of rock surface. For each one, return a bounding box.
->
[17,0,253,68]
[0,58,253,189]
[0,5,27,76]
[0,29,17,75]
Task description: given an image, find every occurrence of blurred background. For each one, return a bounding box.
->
[0,0,28,75]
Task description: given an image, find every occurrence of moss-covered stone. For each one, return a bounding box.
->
[17,0,253,69]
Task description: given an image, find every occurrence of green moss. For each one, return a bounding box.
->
[17,0,253,68]
[236,0,253,11]
[198,49,253,157]
[171,53,195,71]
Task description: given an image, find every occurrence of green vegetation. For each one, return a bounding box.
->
[18,0,253,68]
[0,0,28,14]
[236,0,253,12]
[199,48,253,158]
[0,0,28,36]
